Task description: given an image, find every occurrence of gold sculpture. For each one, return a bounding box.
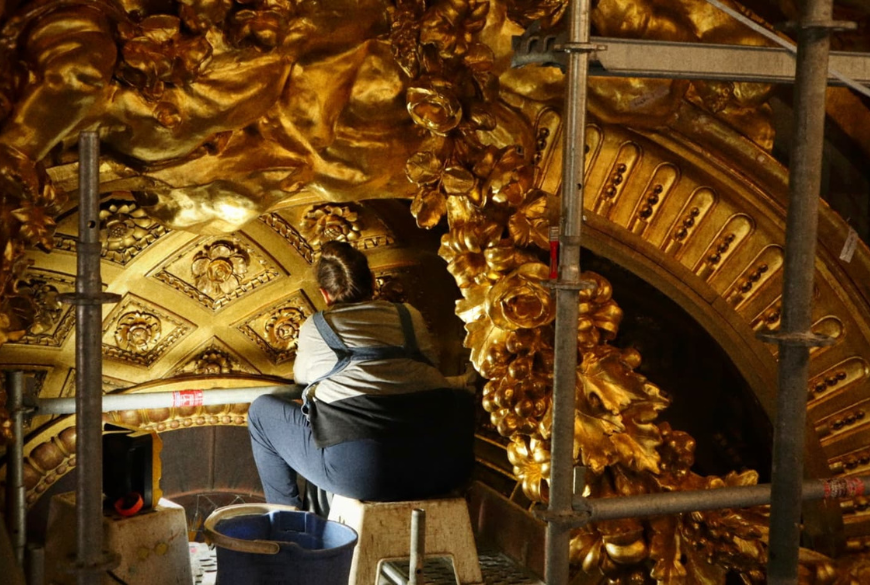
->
[2,0,870,583]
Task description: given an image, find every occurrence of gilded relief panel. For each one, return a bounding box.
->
[53,197,170,266]
[170,337,259,377]
[234,291,315,365]
[102,293,195,367]
[275,202,398,254]
[8,269,75,348]
[148,234,283,311]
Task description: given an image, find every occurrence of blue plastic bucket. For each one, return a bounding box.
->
[204,504,358,585]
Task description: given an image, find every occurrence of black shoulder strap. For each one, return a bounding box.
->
[394,303,434,367]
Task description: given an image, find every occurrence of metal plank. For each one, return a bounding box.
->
[512,33,870,85]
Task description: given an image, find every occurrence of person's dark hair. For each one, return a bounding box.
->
[316,241,374,304]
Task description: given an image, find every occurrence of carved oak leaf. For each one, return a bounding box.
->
[447,251,488,288]
[484,147,533,207]
[580,346,663,415]
[12,201,57,250]
[455,281,488,326]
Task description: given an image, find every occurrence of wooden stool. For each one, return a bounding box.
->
[328,495,483,585]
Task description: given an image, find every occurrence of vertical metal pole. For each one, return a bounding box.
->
[546,0,592,584]
[75,131,106,585]
[5,371,26,568]
[27,544,45,585]
[766,1,834,583]
[408,509,425,585]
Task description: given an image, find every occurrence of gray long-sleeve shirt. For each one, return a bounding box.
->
[294,300,451,405]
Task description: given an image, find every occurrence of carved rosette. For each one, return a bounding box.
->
[114,311,162,354]
[300,204,363,248]
[99,200,168,264]
[103,294,194,367]
[150,235,282,311]
[235,291,314,365]
[191,241,249,298]
[264,307,306,352]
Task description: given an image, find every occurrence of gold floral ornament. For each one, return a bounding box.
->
[406,77,463,137]
[194,350,234,376]
[100,200,165,263]
[114,311,162,354]
[301,204,362,248]
[191,241,250,298]
[576,345,670,474]
[487,262,555,331]
[17,280,62,335]
[264,307,306,352]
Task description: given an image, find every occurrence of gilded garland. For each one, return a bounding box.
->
[387,1,843,584]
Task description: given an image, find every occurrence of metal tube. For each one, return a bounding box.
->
[27,544,45,585]
[583,477,870,524]
[37,385,302,415]
[75,131,106,585]
[408,509,425,585]
[767,1,834,583]
[5,371,26,568]
[545,0,592,583]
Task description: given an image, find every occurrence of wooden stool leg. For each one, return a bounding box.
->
[329,496,484,585]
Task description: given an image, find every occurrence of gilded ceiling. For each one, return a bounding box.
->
[1,0,870,583]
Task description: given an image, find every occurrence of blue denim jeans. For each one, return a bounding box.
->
[247,394,473,506]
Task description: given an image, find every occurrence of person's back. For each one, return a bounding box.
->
[248,241,474,508]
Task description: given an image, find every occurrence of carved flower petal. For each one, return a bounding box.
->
[208,242,233,260]
[442,166,476,195]
[405,152,444,185]
[191,257,210,277]
[230,254,248,275]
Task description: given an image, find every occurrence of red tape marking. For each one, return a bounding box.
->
[173,390,204,407]
[822,477,865,500]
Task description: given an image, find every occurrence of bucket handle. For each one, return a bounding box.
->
[203,503,300,555]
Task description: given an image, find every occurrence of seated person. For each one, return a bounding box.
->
[248,241,474,507]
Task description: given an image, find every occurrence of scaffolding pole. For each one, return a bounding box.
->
[545,0,593,584]
[67,132,117,585]
[4,371,26,568]
[36,385,302,415]
[763,0,836,582]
